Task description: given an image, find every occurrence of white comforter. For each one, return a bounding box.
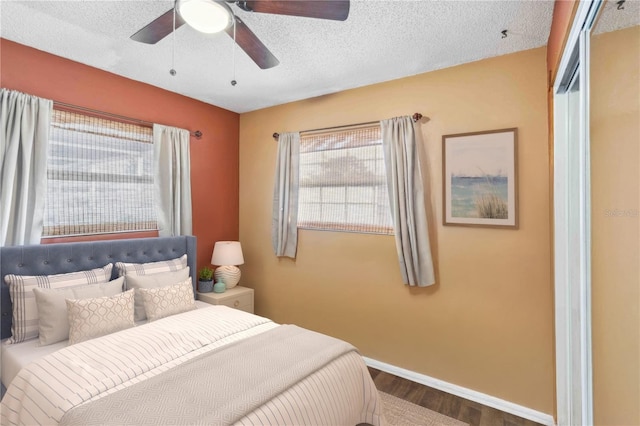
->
[0,306,382,426]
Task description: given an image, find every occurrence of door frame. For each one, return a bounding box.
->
[552,1,603,425]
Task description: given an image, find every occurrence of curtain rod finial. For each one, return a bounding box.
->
[192,130,202,140]
[412,113,423,122]
[273,132,280,140]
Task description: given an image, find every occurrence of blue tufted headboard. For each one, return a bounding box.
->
[0,236,197,340]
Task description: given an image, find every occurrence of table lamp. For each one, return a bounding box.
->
[211,241,244,289]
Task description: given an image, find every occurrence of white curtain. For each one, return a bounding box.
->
[381,116,435,286]
[0,89,52,246]
[271,132,300,258]
[153,124,192,236]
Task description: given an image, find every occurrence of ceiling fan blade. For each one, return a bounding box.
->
[241,0,350,21]
[225,17,279,69]
[130,9,186,44]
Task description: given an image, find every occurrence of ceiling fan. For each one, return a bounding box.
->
[130,0,350,69]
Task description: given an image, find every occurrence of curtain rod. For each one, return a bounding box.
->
[53,101,203,140]
[272,113,424,140]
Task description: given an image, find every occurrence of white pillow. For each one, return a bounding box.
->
[66,289,135,345]
[4,264,113,344]
[125,267,191,321]
[115,255,188,278]
[33,277,125,346]
[138,278,196,322]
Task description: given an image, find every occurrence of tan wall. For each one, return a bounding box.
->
[239,47,554,414]
[590,26,640,425]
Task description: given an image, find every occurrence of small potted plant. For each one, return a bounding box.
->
[198,267,214,293]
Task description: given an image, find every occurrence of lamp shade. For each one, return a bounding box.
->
[211,241,244,266]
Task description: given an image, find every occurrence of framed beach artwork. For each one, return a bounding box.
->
[442,128,518,228]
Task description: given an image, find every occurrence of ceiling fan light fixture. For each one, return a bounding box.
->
[177,0,231,34]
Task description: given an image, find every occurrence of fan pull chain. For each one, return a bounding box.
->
[231,17,237,86]
[169,4,177,76]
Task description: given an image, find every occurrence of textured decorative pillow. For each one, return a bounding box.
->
[115,254,187,278]
[33,277,125,346]
[66,289,135,345]
[125,267,191,321]
[4,264,113,344]
[138,278,196,322]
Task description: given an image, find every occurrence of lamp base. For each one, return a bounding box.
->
[214,265,241,289]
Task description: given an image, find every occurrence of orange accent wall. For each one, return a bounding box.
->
[547,0,579,87]
[0,39,240,271]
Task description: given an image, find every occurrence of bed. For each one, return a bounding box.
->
[0,236,383,425]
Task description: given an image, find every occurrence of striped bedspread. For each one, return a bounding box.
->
[0,306,383,425]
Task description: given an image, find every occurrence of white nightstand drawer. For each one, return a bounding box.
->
[197,286,254,314]
[216,293,252,310]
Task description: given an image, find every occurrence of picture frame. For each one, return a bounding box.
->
[442,128,518,229]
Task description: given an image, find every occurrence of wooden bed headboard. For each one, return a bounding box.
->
[0,236,197,340]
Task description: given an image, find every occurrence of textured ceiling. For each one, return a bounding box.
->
[593,0,640,34]
[0,0,560,113]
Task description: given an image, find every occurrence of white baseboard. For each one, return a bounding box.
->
[363,357,556,426]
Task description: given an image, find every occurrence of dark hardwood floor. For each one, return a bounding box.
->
[368,367,545,426]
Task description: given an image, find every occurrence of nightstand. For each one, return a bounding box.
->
[197,286,254,314]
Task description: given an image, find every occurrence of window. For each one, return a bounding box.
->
[42,109,157,237]
[297,125,393,234]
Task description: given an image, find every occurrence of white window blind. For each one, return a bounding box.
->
[298,125,393,234]
[42,109,157,237]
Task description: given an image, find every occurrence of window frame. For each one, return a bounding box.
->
[296,125,394,235]
[42,108,158,239]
